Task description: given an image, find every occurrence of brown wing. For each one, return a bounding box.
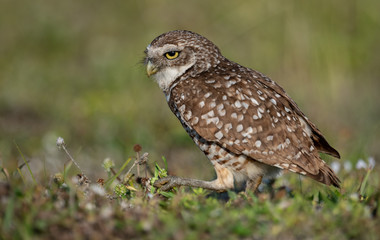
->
[170,67,339,186]
[253,71,340,158]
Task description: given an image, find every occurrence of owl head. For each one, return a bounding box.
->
[144,30,223,91]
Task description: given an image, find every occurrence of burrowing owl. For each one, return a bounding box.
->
[145,30,340,192]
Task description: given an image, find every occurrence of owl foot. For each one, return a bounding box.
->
[245,175,263,193]
[153,176,230,192]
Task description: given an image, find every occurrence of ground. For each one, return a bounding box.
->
[0,143,378,239]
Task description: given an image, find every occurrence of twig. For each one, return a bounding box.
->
[56,137,89,183]
[1,167,10,181]
[133,144,142,177]
[136,151,140,177]
[110,168,122,182]
[125,159,139,178]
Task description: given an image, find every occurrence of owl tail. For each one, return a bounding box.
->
[307,164,341,188]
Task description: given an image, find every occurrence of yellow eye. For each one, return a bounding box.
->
[164,51,180,60]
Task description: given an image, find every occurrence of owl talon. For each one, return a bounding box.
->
[153,176,180,191]
[245,176,263,193]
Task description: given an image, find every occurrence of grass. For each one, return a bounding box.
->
[0,139,379,239]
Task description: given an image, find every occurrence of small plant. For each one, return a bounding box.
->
[114,183,128,197]
[0,137,378,239]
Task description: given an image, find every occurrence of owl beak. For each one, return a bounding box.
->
[146,61,158,77]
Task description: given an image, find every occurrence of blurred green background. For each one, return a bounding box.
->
[0,0,379,180]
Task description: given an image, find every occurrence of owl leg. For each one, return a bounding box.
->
[245,175,263,193]
[154,176,227,191]
[154,163,234,192]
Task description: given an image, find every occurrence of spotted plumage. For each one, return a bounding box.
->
[145,30,340,192]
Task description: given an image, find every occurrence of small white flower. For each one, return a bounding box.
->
[100,206,113,219]
[356,159,367,170]
[120,200,132,210]
[56,137,65,148]
[85,203,95,211]
[368,157,376,169]
[146,193,154,199]
[90,184,105,196]
[102,158,115,172]
[331,161,341,173]
[71,176,79,184]
[343,161,352,172]
[350,193,359,201]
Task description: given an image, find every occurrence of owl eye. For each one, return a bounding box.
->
[164,51,180,60]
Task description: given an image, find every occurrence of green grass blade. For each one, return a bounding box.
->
[63,161,73,183]
[105,158,132,189]
[3,194,15,231]
[162,156,168,171]
[359,168,372,199]
[15,142,36,185]
[16,168,26,184]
